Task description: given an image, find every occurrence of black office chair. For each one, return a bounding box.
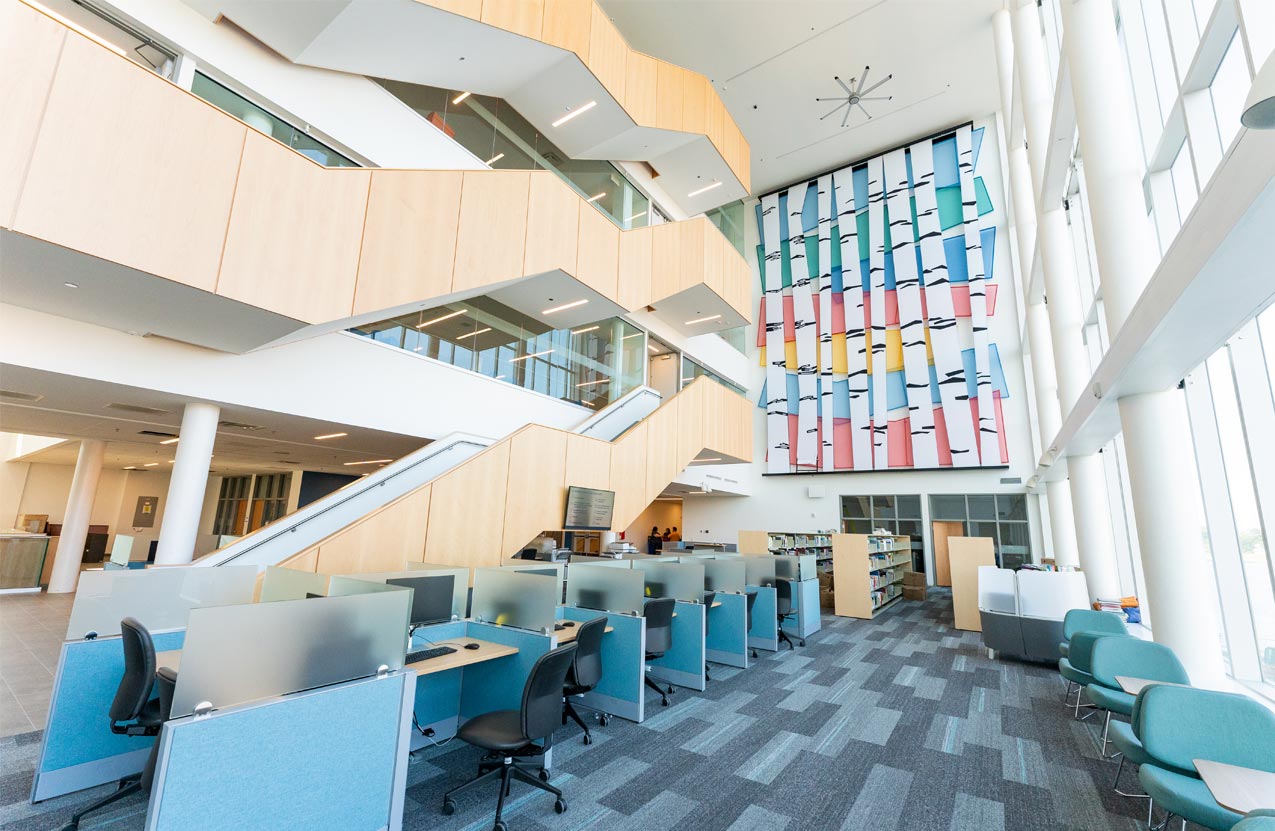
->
[443,644,577,831]
[776,578,804,649]
[702,591,717,681]
[562,617,608,744]
[746,590,758,659]
[642,597,676,707]
[60,617,166,831]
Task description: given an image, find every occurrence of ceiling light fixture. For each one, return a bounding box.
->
[817,66,893,127]
[485,152,505,165]
[144,462,159,467]
[692,457,723,463]
[344,459,393,466]
[495,374,506,380]
[314,432,348,441]
[452,91,472,105]
[123,466,139,470]
[623,332,645,339]
[685,314,722,325]
[571,325,600,335]
[416,309,465,328]
[456,327,492,340]
[687,181,723,198]
[159,438,179,445]
[575,378,611,387]
[542,299,588,314]
[27,1,127,56]
[582,400,596,407]
[625,211,647,222]
[552,100,597,127]
[510,349,553,363]
[63,282,79,289]
[648,344,659,353]
[586,192,607,203]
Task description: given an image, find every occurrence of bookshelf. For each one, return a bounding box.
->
[832,533,912,619]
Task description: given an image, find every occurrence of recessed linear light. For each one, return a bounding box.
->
[552,100,597,127]
[648,344,659,353]
[510,349,553,363]
[625,211,647,222]
[680,378,695,383]
[64,282,79,289]
[691,458,723,463]
[344,459,393,466]
[575,378,611,387]
[123,466,139,471]
[456,327,492,340]
[416,309,465,328]
[542,299,588,314]
[571,325,600,335]
[485,152,505,165]
[687,490,709,495]
[622,332,645,340]
[452,91,471,105]
[159,438,179,445]
[167,460,175,464]
[586,192,607,203]
[495,374,506,380]
[27,1,127,56]
[688,181,724,198]
[314,432,348,441]
[685,314,722,325]
[582,400,596,408]
[144,462,159,467]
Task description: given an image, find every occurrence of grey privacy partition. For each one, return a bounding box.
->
[774,555,821,638]
[563,564,646,721]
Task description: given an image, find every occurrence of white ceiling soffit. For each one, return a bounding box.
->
[598,0,1002,195]
[646,284,749,336]
[181,0,746,210]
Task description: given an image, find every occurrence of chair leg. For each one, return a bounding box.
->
[1112,754,1150,799]
[705,662,711,681]
[644,675,670,706]
[444,763,504,802]
[564,700,592,744]
[1062,679,1074,705]
[510,763,563,799]
[1098,711,1121,759]
[493,764,512,829]
[777,629,795,650]
[61,779,141,830]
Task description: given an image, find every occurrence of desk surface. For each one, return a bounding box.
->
[555,624,615,644]
[1195,758,1275,815]
[408,638,517,675]
[1115,676,1189,695]
[156,649,181,673]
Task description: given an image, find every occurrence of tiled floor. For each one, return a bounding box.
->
[0,591,74,738]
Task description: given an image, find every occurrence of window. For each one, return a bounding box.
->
[1208,30,1250,152]
[680,356,746,395]
[840,495,923,570]
[212,476,252,536]
[250,474,291,530]
[924,494,1032,570]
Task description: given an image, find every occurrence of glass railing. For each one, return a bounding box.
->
[681,356,746,396]
[705,200,746,257]
[376,79,663,230]
[191,72,359,168]
[351,297,646,410]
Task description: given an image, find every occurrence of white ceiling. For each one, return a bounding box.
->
[599,0,1004,195]
[0,365,425,475]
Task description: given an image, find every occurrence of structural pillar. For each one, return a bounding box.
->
[1063,0,1225,679]
[47,439,105,593]
[155,402,220,566]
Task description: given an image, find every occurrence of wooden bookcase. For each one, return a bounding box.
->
[831,533,912,619]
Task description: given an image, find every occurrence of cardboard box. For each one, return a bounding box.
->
[819,589,836,609]
[903,571,926,588]
[902,585,927,602]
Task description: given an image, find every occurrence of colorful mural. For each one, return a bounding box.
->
[756,124,1009,473]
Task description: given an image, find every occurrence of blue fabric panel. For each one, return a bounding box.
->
[408,621,467,726]
[777,191,790,243]
[705,593,747,658]
[961,349,978,400]
[853,165,869,209]
[905,150,915,189]
[151,674,406,831]
[785,374,800,416]
[801,180,819,233]
[747,586,779,644]
[883,242,896,291]
[756,380,767,412]
[459,622,550,719]
[928,364,943,406]
[650,601,705,678]
[989,344,1009,398]
[981,226,996,282]
[563,607,642,705]
[933,136,959,188]
[972,126,985,170]
[944,235,968,283]
[790,579,823,638]
[754,202,765,249]
[858,258,871,292]
[886,371,908,412]
[832,379,850,419]
[41,631,185,773]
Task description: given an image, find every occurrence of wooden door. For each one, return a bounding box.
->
[931,521,965,587]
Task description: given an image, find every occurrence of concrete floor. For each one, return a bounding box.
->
[0,591,74,738]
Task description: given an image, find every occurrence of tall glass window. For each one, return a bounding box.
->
[924,494,1033,570]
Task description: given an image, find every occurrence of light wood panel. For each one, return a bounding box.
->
[428,0,483,16]
[501,427,567,553]
[314,487,431,574]
[609,421,648,530]
[540,0,591,59]
[617,224,653,311]
[409,637,518,674]
[623,51,659,126]
[218,134,369,321]
[424,441,512,567]
[675,379,705,466]
[681,72,710,138]
[737,530,770,556]
[649,222,682,303]
[453,171,530,292]
[706,94,727,163]
[1195,759,1275,816]
[586,8,626,102]
[353,170,462,315]
[15,33,245,293]
[677,220,706,297]
[480,0,544,39]
[0,2,65,225]
[523,171,578,276]
[575,202,619,298]
[931,520,964,587]
[565,434,610,490]
[643,398,680,503]
[949,536,996,631]
[283,547,320,573]
[654,59,684,132]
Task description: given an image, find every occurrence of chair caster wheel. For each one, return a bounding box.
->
[661,697,670,707]
[539,768,550,782]
[666,685,674,695]
[494,821,508,831]
[599,713,611,726]
[583,732,593,745]
[442,798,456,816]
[799,639,806,647]
[555,798,567,814]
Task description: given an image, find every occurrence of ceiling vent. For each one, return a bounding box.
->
[218,420,265,431]
[0,389,44,403]
[137,430,179,438]
[106,402,171,415]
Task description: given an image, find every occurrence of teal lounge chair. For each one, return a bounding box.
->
[1059,631,1124,719]
[1059,608,1129,659]
[1087,637,1189,756]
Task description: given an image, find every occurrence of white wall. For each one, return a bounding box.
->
[682,117,1044,569]
[623,499,682,545]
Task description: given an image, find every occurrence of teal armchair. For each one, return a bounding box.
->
[1059,631,1123,719]
[1087,637,1190,755]
[1234,811,1275,831]
[1059,608,1128,659]
[1138,685,1275,831]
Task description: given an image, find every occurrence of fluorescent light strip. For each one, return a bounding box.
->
[485,152,505,165]
[452,91,471,105]
[624,211,647,222]
[685,314,722,325]
[648,344,659,353]
[687,181,724,198]
[622,332,645,340]
[582,400,596,408]
[456,327,492,340]
[571,325,600,335]
[692,458,723,463]
[542,299,588,315]
[510,349,553,363]
[143,462,159,467]
[344,459,393,466]
[159,438,179,445]
[27,1,127,56]
[552,100,597,127]
[586,192,607,203]
[575,378,611,387]
[680,378,694,383]
[314,432,348,441]
[416,309,465,328]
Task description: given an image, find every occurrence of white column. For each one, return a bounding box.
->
[47,440,105,593]
[1067,453,1122,597]
[155,402,219,566]
[1064,0,1225,678]
[1044,479,1079,567]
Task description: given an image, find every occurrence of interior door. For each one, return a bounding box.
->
[931,521,965,587]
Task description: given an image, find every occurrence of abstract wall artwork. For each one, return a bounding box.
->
[756,123,1009,474]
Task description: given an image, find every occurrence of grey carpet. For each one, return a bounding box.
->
[1,591,1184,830]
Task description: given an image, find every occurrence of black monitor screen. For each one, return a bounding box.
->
[305,592,324,599]
[563,486,615,531]
[388,575,455,627]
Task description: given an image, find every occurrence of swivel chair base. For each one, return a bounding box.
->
[644,674,673,706]
[444,753,566,831]
[562,699,608,744]
[60,777,142,831]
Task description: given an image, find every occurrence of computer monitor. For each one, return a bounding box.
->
[305,592,324,599]
[387,575,455,630]
[644,580,666,598]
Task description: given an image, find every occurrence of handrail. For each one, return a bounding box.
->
[573,386,662,441]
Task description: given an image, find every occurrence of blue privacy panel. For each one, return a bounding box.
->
[563,606,644,723]
[648,601,705,692]
[788,579,823,639]
[147,673,410,831]
[410,621,468,732]
[705,593,748,669]
[748,586,779,652]
[33,630,186,802]
[459,621,550,719]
